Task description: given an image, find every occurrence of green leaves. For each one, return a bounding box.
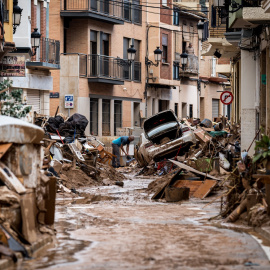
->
[0,80,31,119]
[253,134,270,164]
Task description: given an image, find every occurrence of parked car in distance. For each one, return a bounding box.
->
[135,110,196,167]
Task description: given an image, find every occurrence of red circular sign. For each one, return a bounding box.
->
[220,91,233,105]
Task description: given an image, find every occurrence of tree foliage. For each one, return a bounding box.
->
[0,79,32,118]
[253,134,270,163]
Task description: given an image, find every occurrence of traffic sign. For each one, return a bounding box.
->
[220,91,233,105]
[65,94,74,109]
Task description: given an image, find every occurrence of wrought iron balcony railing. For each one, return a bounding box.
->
[32,37,60,65]
[61,0,124,19]
[79,54,141,82]
[61,0,142,24]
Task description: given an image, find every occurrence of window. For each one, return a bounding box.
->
[133,39,141,81]
[173,62,179,80]
[90,98,98,136]
[162,0,167,6]
[123,37,131,80]
[133,0,142,24]
[90,31,98,76]
[102,99,110,136]
[124,0,131,21]
[123,38,141,81]
[123,0,142,24]
[114,101,122,136]
[162,34,168,63]
[173,10,179,25]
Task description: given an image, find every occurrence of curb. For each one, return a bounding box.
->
[0,234,54,269]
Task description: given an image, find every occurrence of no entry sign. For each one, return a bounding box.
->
[220,91,233,105]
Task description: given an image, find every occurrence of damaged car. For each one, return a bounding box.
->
[135,110,196,167]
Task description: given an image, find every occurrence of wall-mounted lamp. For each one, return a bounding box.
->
[13,0,23,34]
[214,49,222,58]
[31,28,41,56]
[180,52,188,70]
[127,45,136,62]
[145,46,162,67]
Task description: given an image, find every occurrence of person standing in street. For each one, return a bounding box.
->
[112,136,134,168]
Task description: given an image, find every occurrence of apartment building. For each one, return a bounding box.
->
[0,0,60,117]
[211,0,270,153]
[49,0,146,137]
[148,0,224,120]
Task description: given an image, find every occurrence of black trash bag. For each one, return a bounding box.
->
[58,121,74,137]
[46,115,64,133]
[66,113,89,136]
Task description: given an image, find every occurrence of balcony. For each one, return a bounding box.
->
[60,0,125,25]
[27,38,60,70]
[228,0,269,28]
[79,54,141,84]
[179,54,199,77]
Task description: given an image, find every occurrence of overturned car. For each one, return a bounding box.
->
[135,110,196,167]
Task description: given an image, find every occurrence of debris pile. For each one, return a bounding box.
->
[137,116,242,203]
[0,116,56,263]
[217,133,270,227]
[41,113,125,193]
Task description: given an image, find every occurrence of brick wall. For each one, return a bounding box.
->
[160,0,172,25]
[160,29,171,80]
[66,19,89,54]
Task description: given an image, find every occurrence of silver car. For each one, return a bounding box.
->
[135,110,196,167]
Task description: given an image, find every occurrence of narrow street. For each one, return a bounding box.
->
[14,170,270,270]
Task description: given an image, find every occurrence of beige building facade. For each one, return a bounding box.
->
[49,0,226,138]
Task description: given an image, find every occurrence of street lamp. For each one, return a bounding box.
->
[127,45,137,62]
[180,52,188,70]
[13,0,23,34]
[31,28,41,56]
[144,46,163,117]
[145,46,162,67]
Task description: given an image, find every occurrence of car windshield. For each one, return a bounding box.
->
[147,122,179,138]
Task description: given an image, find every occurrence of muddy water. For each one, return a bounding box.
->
[14,172,270,270]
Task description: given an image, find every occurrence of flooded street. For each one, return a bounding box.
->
[14,171,270,270]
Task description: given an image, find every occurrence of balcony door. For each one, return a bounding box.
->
[101,33,110,77]
[90,31,98,76]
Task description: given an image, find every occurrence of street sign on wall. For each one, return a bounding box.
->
[65,94,74,108]
[220,91,233,105]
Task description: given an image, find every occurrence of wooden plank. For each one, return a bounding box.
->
[151,169,181,200]
[194,127,212,143]
[173,180,202,196]
[252,174,270,184]
[193,180,217,199]
[0,161,26,194]
[169,159,221,181]
[0,143,12,159]
[21,192,37,244]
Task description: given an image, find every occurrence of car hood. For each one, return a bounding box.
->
[143,110,180,139]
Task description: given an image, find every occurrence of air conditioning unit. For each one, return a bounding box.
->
[239,29,259,50]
